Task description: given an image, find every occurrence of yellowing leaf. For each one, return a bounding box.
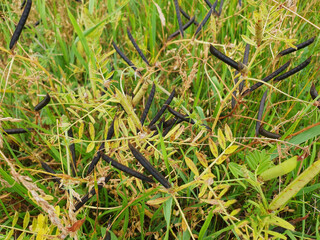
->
[79,121,84,139]
[224,124,233,142]
[86,142,95,153]
[185,157,199,177]
[218,128,226,149]
[230,208,241,216]
[153,1,166,26]
[198,183,208,198]
[241,34,256,46]
[181,218,188,232]
[266,215,295,231]
[195,151,208,167]
[216,155,228,165]
[23,211,30,229]
[89,122,95,141]
[128,117,137,135]
[225,145,238,155]
[209,138,219,158]
[147,196,171,206]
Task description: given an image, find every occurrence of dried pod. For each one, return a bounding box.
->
[127,28,150,66]
[74,174,112,212]
[310,83,320,110]
[277,37,316,57]
[168,16,196,40]
[274,57,311,82]
[10,0,32,49]
[179,7,199,26]
[259,126,281,139]
[34,93,51,111]
[3,128,33,134]
[167,107,195,124]
[210,45,247,73]
[67,128,77,177]
[128,143,171,188]
[102,154,155,183]
[195,4,214,36]
[40,161,61,184]
[241,60,291,96]
[174,0,184,37]
[112,41,141,75]
[255,90,268,137]
[148,89,175,127]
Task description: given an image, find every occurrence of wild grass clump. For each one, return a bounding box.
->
[0,0,319,239]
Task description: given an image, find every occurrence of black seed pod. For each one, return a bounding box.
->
[10,0,32,49]
[129,143,171,188]
[127,28,150,66]
[34,93,51,111]
[274,57,311,82]
[209,45,246,72]
[112,41,141,75]
[310,83,320,110]
[102,154,155,183]
[74,174,111,212]
[179,7,199,26]
[3,128,33,134]
[40,161,61,184]
[242,60,291,96]
[168,16,196,40]
[277,37,316,57]
[195,4,214,36]
[174,0,184,38]
[256,90,268,137]
[148,89,175,127]
[67,128,77,177]
[259,126,281,139]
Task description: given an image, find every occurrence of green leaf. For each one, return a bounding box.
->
[163,196,173,240]
[229,162,243,178]
[23,211,30,229]
[199,208,214,239]
[270,159,320,210]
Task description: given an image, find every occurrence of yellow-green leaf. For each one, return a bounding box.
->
[23,211,30,229]
[218,128,226,149]
[266,215,295,231]
[89,122,95,141]
[224,124,233,142]
[185,157,199,177]
[198,184,208,198]
[79,121,84,139]
[147,196,171,206]
[225,145,238,155]
[86,142,95,153]
[270,159,320,210]
[195,151,208,168]
[209,138,218,158]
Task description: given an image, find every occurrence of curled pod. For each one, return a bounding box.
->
[209,45,246,73]
[259,156,297,181]
[274,57,311,82]
[259,126,281,139]
[10,0,32,49]
[277,36,316,57]
[34,93,51,111]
